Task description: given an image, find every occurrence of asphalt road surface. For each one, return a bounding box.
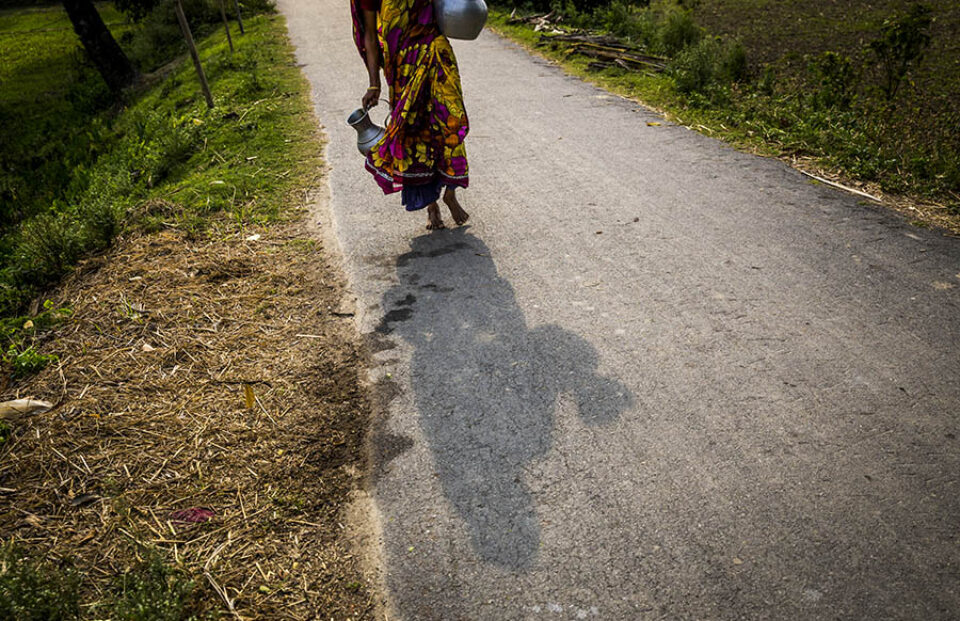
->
[277,2,960,618]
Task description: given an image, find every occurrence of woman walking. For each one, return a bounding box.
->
[352,0,471,229]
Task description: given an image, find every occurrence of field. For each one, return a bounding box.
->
[0,5,378,618]
[491,0,960,230]
[694,0,960,194]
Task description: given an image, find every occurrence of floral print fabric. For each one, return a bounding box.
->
[351,0,470,196]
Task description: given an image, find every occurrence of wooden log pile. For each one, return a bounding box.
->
[506,9,565,33]
[539,32,668,73]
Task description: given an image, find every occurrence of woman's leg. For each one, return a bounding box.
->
[443,187,470,226]
[426,202,445,230]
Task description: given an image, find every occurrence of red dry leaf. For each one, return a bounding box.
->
[170,507,215,523]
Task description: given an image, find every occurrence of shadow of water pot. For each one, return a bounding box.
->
[347,108,386,156]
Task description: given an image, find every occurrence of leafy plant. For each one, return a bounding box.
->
[0,542,82,621]
[868,3,933,102]
[107,552,208,621]
[671,38,720,94]
[659,6,701,56]
[4,344,58,378]
[718,39,747,84]
[808,51,856,111]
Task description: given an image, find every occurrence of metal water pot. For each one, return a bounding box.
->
[434,0,487,40]
[347,108,386,155]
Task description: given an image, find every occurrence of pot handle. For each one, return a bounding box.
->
[364,97,393,126]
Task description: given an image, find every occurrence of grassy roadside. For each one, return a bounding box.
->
[1,9,379,619]
[488,3,960,234]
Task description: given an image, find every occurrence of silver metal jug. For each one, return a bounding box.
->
[347,108,386,156]
[434,0,487,40]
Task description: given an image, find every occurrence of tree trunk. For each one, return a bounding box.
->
[61,0,137,92]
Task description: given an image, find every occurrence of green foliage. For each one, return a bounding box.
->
[659,6,701,55]
[107,552,208,621]
[0,10,316,319]
[592,1,657,43]
[4,344,58,378]
[0,300,69,378]
[669,36,744,99]
[0,542,82,621]
[718,39,746,83]
[0,420,9,447]
[868,3,933,102]
[0,543,211,621]
[490,0,958,204]
[671,36,719,94]
[808,51,856,110]
[124,0,275,72]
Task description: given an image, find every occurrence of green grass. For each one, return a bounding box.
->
[0,541,82,621]
[0,4,124,240]
[0,4,321,323]
[1,4,324,615]
[489,1,960,218]
[0,542,211,621]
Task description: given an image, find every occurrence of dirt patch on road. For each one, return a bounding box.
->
[0,213,383,618]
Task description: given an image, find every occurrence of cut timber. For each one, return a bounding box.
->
[540,33,667,72]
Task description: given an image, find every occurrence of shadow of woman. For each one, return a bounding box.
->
[378,228,634,570]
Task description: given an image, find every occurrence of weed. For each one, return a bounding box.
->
[0,421,10,447]
[671,36,719,96]
[4,344,58,378]
[0,9,316,318]
[0,542,82,621]
[808,51,856,111]
[106,551,208,621]
[868,3,933,102]
[718,39,747,83]
[659,6,701,56]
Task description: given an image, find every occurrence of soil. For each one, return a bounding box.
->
[0,207,383,619]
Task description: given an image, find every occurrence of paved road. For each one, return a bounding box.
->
[278,2,960,618]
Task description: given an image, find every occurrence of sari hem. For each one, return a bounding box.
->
[365,158,469,195]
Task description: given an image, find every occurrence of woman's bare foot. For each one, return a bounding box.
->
[426,202,445,230]
[443,188,469,226]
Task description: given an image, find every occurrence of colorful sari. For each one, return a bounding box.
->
[351,0,470,210]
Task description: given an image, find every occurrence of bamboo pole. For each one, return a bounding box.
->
[232,0,245,34]
[219,0,234,53]
[173,0,215,109]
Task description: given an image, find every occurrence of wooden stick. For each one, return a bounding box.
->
[800,171,882,203]
[232,0,245,34]
[173,0,214,109]
[219,0,234,53]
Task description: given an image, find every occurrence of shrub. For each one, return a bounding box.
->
[671,36,719,95]
[4,344,58,378]
[659,6,701,56]
[0,543,82,621]
[15,213,86,285]
[594,1,658,46]
[808,51,856,110]
[107,552,207,621]
[719,39,747,83]
[868,3,933,102]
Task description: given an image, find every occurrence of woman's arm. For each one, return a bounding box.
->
[361,9,381,109]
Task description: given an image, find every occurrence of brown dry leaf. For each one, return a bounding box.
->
[243,384,255,410]
[0,399,53,420]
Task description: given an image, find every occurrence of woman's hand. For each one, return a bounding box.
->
[362,86,380,110]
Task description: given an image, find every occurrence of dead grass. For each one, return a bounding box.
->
[0,207,380,619]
